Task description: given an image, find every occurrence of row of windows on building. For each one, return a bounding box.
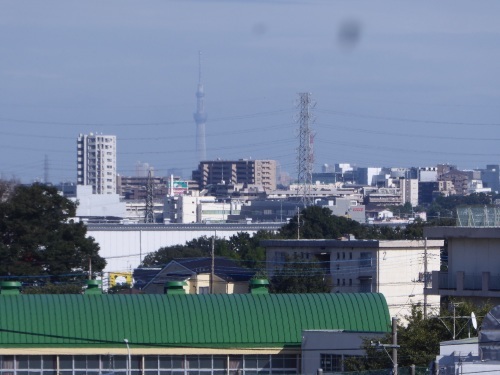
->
[320,354,360,373]
[0,355,299,375]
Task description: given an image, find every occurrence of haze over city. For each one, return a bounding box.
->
[1,1,499,183]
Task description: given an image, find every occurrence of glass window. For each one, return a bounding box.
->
[186,356,199,369]
[74,356,87,369]
[43,356,57,370]
[199,357,211,369]
[320,354,341,372]
[171,357,183,369]
[360,252,373,267]
[145,356,159,369]
[113,356,127,370]
[212,356,226,370]
[59,357,73,370]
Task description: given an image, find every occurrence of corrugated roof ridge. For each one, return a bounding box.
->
[0,293,390,348]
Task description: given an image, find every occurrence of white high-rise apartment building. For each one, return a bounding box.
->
[77,133,117,194]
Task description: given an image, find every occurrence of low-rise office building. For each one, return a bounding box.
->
[262,239,443,321]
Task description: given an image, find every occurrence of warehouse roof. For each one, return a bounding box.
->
[0,293,390,349]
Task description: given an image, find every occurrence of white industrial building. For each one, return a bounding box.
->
[164,195,243,223]
[87,223,283,274]
[262,238,443,322]
[70,185,126,217]
[77,133,117,194]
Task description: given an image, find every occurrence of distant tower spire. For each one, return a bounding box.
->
[193,51,207,163]
[44,154,49,184]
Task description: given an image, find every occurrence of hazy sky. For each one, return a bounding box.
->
[1,1,500,183]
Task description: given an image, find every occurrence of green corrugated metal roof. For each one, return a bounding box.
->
[0,293,390,349]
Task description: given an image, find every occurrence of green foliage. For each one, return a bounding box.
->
[0,183,106,282]
[141,231,278,268]
[428,193,492,220]
[22,282,84,294]
[269,254,331,293]
[347,300,493,370]
[280,206,361,239]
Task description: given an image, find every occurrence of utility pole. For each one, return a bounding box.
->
[210,234,215,294]
[297,207,301,240]
[370,317,399,375]
[392,317,398,375]
[424,237,428,318]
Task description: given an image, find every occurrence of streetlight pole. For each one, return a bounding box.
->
[124,339,131,375]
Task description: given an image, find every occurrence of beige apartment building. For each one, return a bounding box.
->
[192,159,277,191]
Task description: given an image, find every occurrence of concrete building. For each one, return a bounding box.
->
[365,187,403,207]
[164,195,242,223]
[424,226,500,305]
[356,167,382,186]
[262,239,443,321]
[70,185,126,218]
[419,167,438,182]
[192,159,277,192]
[481,164,500,193]
[77,133,117,194]
[316,197,366,223]
[440,169,469,196]
[399,178,419,207]
[117,175,168,200]
[434,305,500,374]
[468,180,491,194]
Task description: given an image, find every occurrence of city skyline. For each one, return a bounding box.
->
[0,1,499,183]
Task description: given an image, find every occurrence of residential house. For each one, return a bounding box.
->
[141,257,255,294]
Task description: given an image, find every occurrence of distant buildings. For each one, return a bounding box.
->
[192,159,277,192]
[77,133,117,194]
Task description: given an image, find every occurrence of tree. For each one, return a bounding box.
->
[345,300,493,371]
[280,206,361,239]
[0,183,106,282]
[269,254,331,293]
[23,282,84,294]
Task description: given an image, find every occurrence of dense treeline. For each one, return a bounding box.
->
[0,182,106,284]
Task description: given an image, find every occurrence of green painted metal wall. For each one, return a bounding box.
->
[0,293,390,349]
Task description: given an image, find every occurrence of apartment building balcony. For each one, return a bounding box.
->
[427,270,500,298]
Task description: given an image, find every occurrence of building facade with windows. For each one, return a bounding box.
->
[192,160,277,192]
[77,133,117,194]
[0,282,390,375]
[262,239,443,322]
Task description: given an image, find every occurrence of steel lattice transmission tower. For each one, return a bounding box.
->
[296,92,315,207]
[144,169,155,223]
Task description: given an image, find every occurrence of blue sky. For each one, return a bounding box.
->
[1,0,500,183]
